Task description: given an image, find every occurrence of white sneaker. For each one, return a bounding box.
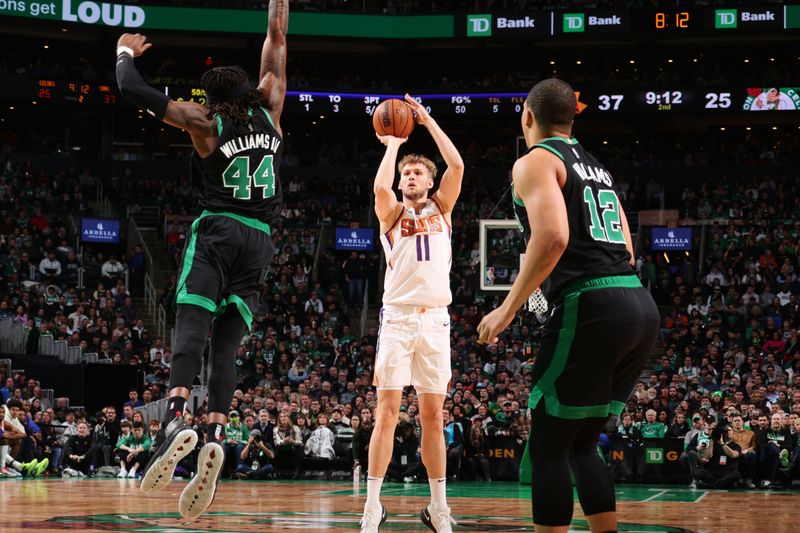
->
[77,470,86,478]
[62,468,78,477]
[117,468,128,478]
[178,441,224,520]
[359,504,386,532]
[2,466,22,478]
[127,468,137,478]
[140,422,198,494]
[420,504,454,533]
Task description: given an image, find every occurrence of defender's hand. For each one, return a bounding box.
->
[375,133,408,147]
[117,33,152,57]
[477,305,515,345]
[404,93,432,127]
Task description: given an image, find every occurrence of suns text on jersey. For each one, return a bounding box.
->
[400,215,444,237]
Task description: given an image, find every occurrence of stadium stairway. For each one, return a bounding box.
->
[133,228,175,344]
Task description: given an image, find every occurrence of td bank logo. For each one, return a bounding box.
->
[563,13,585,33]
[715,9,738,29]
[645,448,664,464]
[467,14,492,37]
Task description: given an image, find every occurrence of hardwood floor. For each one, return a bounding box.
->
[0,479,796,532]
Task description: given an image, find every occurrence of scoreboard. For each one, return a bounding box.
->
[163,88,800,117]
[16,78,800,116]
[34,79,117,106]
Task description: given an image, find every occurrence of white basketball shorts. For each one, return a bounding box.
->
[374,304,452,394]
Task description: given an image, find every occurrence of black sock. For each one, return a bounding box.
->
[207,423,225,444]
[165,396,187,420]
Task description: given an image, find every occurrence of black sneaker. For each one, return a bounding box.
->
[140,416,198,494]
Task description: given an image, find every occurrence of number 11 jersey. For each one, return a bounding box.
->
[380,198,453,308]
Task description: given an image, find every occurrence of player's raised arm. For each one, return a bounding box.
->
[258,0,289,135]
[115,34,214,145]
[477,150,568,344]
[373,134,406,223]
[404,93,464,214]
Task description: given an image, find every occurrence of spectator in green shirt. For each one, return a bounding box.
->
[224,410,250,476]
[640,409,667,439]
[114,421,151,479]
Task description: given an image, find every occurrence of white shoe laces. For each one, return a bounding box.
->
[360,508,381,531]
[431,506,454,532]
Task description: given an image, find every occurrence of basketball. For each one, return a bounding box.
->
[372,98,415,138]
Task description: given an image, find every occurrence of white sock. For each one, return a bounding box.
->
[10,459,23,471]
[0,445,8,468]
[365,476,383,508]
[429,478,447,509]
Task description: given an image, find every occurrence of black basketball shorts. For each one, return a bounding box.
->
[529,275,660,419]
[175,210,275,330]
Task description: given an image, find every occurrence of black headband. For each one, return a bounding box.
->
[206,79,253,105]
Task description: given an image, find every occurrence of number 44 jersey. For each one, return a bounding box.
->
[512,137,633,302]
[190,107,283,225]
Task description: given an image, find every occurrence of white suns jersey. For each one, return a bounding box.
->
[380,198,452,308]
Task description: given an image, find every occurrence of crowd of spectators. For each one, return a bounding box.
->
[2,93,800,489]
[615,169,800,488]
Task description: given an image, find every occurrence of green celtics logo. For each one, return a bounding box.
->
[743,87,800,111]
[20,512,700,532]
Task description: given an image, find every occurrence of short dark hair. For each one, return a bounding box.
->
[6,398,23,410]
[525,78,576,130]
[132,421,144,430]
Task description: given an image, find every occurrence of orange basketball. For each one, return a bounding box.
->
[372,99,415,138]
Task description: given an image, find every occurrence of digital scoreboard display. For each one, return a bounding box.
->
[162,87,800,117]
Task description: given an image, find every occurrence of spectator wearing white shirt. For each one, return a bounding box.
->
[304,291,323,315]
[67,305,88,332]
[776,285,792,307]
[101,255,126,284]
[39,251,62,280]
[704,265,726,287]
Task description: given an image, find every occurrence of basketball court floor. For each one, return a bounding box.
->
[0,479,797,532]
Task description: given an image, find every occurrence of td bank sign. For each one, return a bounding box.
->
[467,13,549,37]
[0,0,145,27]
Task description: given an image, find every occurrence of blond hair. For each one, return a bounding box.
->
[398,154,438,179]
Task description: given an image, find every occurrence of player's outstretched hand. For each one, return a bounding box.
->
[477,305,515,346]
[375,133,408,147]
[117,33,153,57]
[404,93,432,127]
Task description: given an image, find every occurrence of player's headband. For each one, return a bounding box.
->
[206,80,253,105]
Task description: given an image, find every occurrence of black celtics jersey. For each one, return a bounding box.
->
[190,107,283,225]
[512,136,632,301]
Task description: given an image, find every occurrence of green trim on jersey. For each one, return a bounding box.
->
[175,217,203,310]
[260,107,276,130]
[529,274,643,420]
[533,143,564,161]
[215,114,223,137]
[197,209,271,235]
[174,211,267,330]
[539,136,579,145]
[219,294,254,330]
[511,184,525,206]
